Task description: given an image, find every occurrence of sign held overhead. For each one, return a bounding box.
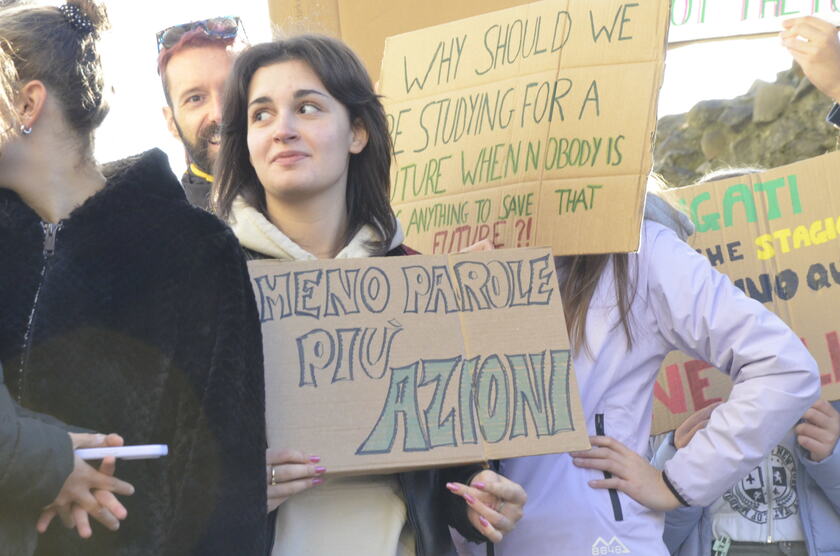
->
[379,0,669,256]
[669,0,840,44]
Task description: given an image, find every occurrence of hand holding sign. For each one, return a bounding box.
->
[265,448,326,512]
[781,16,840,103]
[446,470,526,543]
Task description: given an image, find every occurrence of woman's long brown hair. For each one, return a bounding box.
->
[560,253,634,354]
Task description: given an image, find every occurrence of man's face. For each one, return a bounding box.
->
[162,45,234,173]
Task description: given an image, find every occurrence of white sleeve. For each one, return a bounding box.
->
[642,223,819,506]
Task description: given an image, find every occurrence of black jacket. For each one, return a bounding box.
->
[181,167,212,210]
[0,150,267,556]
[247,244,487,556]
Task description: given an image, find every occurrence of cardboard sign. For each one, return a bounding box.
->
[378,0,668,256]
[669,0,840,45]
[651,151,840,435]
[269,0,818,82]
[267,0,536,81]
[250,248,589,475]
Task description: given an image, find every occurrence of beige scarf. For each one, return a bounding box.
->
[229,196,405,261]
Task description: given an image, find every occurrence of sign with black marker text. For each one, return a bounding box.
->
[251,248,589,475]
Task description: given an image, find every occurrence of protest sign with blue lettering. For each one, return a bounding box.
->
[251,248,588,475]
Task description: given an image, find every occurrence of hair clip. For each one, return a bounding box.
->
[58,3,94,36]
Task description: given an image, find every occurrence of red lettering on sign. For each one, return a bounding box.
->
[685,360,721,410]
[827,331,840,384]
[654,364,687,413]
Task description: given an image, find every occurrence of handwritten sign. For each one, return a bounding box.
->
[669,0,840,44]
[379,0,668,255]
[651,151,840,434]
[250,248,589,475]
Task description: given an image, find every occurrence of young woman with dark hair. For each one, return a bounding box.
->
[213,35,526,556]
[0,2,266,554]
[213,34,396,257]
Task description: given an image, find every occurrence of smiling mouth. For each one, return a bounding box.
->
[208,133,221,147]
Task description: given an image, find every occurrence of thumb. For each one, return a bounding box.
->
[69,432,108,449]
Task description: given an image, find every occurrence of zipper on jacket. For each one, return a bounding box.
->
[595,413,624,521]
[765,458,775,543]
[15,222,61,403]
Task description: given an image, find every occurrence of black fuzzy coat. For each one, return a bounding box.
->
[0,150,267,556]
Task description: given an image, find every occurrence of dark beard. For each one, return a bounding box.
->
[174,119,219,175]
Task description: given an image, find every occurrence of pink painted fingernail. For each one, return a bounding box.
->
[473,481,486,489]
[464,494,477,504]
[446,482,460,493]
[479,516,490,528]
[312,478,324,486]
[315,466,326,474]
[309,456,321,463]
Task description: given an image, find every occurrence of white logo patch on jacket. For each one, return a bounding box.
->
[591,536,631,554]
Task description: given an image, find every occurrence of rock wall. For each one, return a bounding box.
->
[653,64,839,187]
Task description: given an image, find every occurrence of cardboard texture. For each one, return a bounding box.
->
[250,248,589,475]
[267,0,535,81]
[268,0,342,37]
[651,151,840,435]
[268,0,800,78]
[378,0,668,256]
[668,1,840,45]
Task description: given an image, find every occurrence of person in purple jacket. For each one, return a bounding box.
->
[456,189,820,555]
[653,400,840,556]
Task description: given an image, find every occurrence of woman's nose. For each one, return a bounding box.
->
[272,112,299,143]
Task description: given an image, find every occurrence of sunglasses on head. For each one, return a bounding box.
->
[156,16,243,53]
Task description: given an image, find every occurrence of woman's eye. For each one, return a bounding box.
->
[299,103,320,115]
[252,110,269,122]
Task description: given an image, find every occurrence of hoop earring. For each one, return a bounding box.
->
[20,125,32,135]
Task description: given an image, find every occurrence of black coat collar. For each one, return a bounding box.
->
[0,148,184,228]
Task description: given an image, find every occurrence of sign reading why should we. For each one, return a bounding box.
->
[379,0,668,256]
[651,151,840,435]
[250,248,588,475]
[669,0,840,44]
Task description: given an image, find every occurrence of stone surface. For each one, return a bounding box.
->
[654,64,837,186]
[700,127,728,160]
[753,83,794,123]
[719,102,753,130]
